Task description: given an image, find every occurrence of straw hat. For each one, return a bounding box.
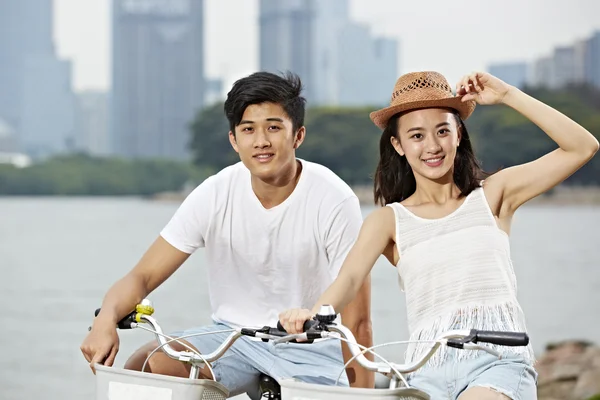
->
[369,71,476,130]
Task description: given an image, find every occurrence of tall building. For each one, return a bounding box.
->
[259,0,398,106]
[311,0,350,105]
[528,56,555,88]
[336,24,398,106]
[0,0,53,131]
[75,91,109,156]
[111,0,205,160]
[488,62,528,89]
[0,118,17,153]
[552,46,578,88]
[0,0,75,157]
[259,0,316,99]
[204,78,224,106]
[526,30,600,90]
[573,39,589,84]
[340,28,398,106]
[586,31,600,88]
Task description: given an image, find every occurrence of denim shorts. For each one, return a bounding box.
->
[406,348,538,399]
[169,323,349,399]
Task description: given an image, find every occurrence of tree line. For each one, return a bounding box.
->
[0,85,598,196]
[190,84,600,186]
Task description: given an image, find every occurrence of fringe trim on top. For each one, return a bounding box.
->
[404,301,536,374]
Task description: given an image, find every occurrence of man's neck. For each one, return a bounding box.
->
[251,160,302,209]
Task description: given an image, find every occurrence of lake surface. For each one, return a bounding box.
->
[0,197,598,399]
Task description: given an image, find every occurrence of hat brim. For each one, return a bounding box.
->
[369,97,476,130]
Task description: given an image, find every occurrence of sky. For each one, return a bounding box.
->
[53,0,600,94]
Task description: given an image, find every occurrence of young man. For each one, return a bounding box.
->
[80,71,374,398]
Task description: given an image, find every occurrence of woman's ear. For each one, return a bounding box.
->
[390,135,405,156]
[456,116,463,146]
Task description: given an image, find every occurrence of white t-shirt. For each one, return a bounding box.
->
[160,158,363,329]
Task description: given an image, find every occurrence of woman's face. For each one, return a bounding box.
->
[391,108,461,181]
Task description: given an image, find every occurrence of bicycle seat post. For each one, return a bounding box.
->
[189,364,201,380]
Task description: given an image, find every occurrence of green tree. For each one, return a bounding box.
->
[189,102,238,173]
[466,86,600,184]
[188,103,382,185]
[299,106,380,185]
[187,87,600,188]
[0,154,208,196]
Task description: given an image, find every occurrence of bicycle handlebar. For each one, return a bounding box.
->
[320,324,528,375]
[91,300,303,366]
[94,308,137,330]
[91,300,530,379]
[276,319,319,334]
[461,330,529,347]
[270,305,530,376]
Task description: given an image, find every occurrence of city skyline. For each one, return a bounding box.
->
[0,1,76,157]
[54,0,600,94]
[258,0,398,106]
[110,0,206,159]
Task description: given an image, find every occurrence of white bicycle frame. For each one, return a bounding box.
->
[94,300,528,400]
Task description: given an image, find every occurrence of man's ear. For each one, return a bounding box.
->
[293,126,306,149]
[228,131,239,153]
[390,135,405,156]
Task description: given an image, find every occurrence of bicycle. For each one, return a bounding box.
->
[274,308,530,399]
[90,299,530,400]
[91,299,288,399]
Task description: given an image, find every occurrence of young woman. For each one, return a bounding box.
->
[278,71,598,399]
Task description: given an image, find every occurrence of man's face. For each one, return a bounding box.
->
[229,102,305,183]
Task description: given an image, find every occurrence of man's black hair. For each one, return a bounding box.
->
[224,71,306,135]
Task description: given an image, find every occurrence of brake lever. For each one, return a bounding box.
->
[462,343,502,358]
[272,333,309,345]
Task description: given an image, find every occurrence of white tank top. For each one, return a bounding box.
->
[387,186,535,369]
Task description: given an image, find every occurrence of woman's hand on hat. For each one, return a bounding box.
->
[456,71,512,105]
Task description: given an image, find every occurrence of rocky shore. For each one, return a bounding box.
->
[537,340,600,400]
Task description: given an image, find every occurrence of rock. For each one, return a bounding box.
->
[583,347,600,369]
[536,340,600,400]
[538,379,577,400]
[573,370,600,400]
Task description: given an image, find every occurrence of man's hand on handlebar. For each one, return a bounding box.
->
[80,315,120,374]
[278,308,314,335]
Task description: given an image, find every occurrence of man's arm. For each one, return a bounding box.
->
[325,196,374,389]
[93,237,191,327]
[82,181,211,369]
[97,179,212,324]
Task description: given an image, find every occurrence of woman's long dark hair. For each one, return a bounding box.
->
[373,111,487,206]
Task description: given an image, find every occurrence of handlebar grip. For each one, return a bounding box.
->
[471,330,530,347]
[93,308,136,330]
[276,319,319,333]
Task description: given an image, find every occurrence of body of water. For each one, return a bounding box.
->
[0,197,598,399]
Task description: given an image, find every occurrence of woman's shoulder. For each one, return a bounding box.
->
[364,205,397,230]
[370,204,397,218]
[358,206,397,246]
